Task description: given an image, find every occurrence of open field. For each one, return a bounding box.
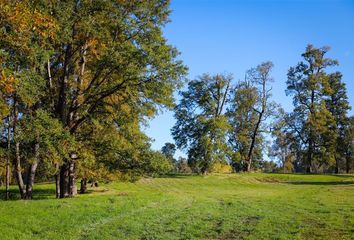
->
[0,173,354,240]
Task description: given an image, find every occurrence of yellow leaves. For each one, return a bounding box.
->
[209,162,233,173]
[0,68,14,117]
[87,38,98,49]
[86,37,107,59]
[0,99,9,118]
[120,103,132,114]
[0,69,16,94]
[0,1,58,48]
[3,2,31,32]
[88,38,99,58]
[4,3,28,31]
[105,94,134,119]
[32,11,58,41]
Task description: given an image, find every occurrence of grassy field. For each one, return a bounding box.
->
[0,173,353,240]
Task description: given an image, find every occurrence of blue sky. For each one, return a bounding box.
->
[144,0,354,158]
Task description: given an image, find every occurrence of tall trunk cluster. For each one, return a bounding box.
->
[58,159,77,198]
[55,25,86,198]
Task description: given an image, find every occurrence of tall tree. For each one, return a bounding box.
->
[286,45,338,173]
[228,62,276,172]
[343,116,354,173]
[161,142,176,161]
[325,73,351,173]
[172,74,231,174]
[227,80,259,171]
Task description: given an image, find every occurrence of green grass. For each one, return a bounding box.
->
[0,173,353,239]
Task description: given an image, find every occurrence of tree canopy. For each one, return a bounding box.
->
[0,0,187,199]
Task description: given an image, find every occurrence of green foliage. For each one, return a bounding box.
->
[161,142,176,160]
[172,74,231,173]
[285,44,351,173]
[13,110,75,181]
[270,109,296,173]
[227,80,260,170]
[227,62,277,172]
[142,150,173,176]
[0,0,187,198]
[14,71,46,108]
[343,116,354,173]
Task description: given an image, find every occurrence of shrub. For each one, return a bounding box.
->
[209,162,233,173]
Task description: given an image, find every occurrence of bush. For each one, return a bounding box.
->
[143,150,173,176]
[209,162,233,173]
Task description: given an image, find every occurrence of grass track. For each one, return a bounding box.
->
[0,173,353,239]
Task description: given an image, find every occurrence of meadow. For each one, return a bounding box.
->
[0,173,353,240]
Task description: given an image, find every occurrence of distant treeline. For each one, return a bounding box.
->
[171,45,353,175]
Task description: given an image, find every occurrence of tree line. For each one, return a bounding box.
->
[0,1,353,201]
[171,45,353,175]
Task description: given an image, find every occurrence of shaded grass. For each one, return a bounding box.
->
[0,173,353,239]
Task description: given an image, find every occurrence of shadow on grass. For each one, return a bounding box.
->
[0,187,56,201]
[287,181,354,186]
[326,174,354,179]
[157,173,196,179]
[0,183,106,201]
[263,172,354,177]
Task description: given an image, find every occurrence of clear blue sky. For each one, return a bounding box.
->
[144,0,354,159]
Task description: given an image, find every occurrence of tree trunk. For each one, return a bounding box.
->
[68,160,77,196]
[334,156,339,174]
[55,163,60,198]
[247,110,264,172]
[80,178,87,194]
[57,43,72,124]
[57,26,76,199]
[14,142,26,199]
[25,143,39,200]
[200,167,208,175]
[5,117,11,200]
[306,138,313,173]
[5,162,10,200]
[200,161,207,175]
[12,99,26,198]
[346,153,351,174]
[59,163,70,198]
[306,90,315,174]
[59,160,77,198]
[246,158,252,172]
